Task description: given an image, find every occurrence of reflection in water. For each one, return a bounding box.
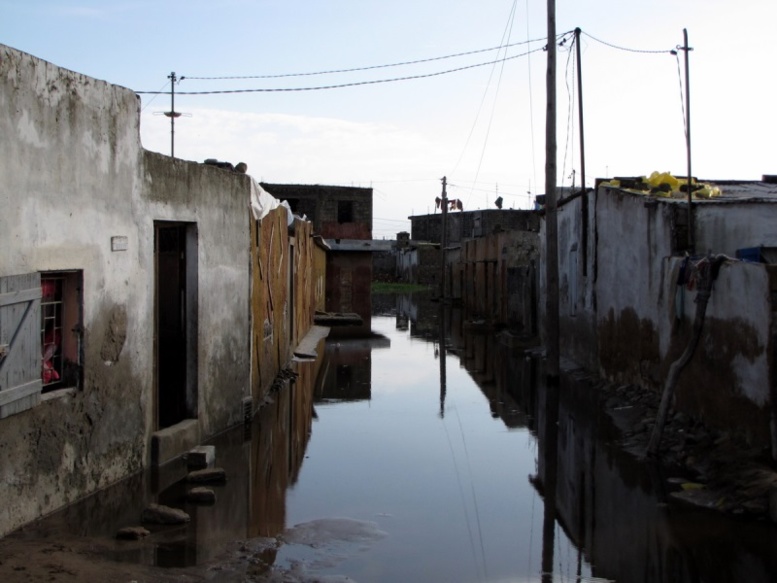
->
[438,304,447,419]
[6,292,777,582]
[316,335,390,402]
[390,291,777,583]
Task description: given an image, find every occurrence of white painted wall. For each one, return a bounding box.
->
[544,184,776,444]
[695,204,777,256]
[0,44,254,535]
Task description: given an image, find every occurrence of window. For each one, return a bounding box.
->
[337,200,354,224]
[40,271,82,392]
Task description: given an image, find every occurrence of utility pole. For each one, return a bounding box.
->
[574,27,589,276]
[440,176,449,301]
[679,30,694,253]
[165,72,183,157]
[545,0,560,382]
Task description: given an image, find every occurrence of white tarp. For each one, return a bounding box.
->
[250,180,298,226]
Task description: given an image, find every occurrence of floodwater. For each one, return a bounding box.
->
[5,292,777,582]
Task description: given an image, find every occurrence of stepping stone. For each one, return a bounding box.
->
[186,467,227,483]
[141,503,191,524]
[186,445,216,470]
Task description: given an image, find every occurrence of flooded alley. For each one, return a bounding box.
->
[2,293,777,582]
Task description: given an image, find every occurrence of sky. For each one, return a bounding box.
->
[3,0,776,239]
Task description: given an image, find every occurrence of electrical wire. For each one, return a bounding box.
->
[186,36,552,81]
[560,36,576,191]
[525,0,538,197]
[139,80,171,112]
[440,404,484,583]
[581,31,674,54]
[447,1,525,184]
[469,0,522,212]
[452,404,489,582]
[136,45,550,95]
[673,49,688,140]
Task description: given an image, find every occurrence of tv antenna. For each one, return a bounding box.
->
[153,72,190,157]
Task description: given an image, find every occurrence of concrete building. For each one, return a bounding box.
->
[544,178,777,452]
[0,44,326,536]
[410,208,539,244]
[261,183,373,240]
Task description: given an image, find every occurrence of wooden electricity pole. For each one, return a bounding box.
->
[575,27,589,276]
[680,29,694,253]
[545,0,559,382]
[440,176,449,301]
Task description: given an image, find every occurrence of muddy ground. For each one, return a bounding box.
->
[602,381,777,519]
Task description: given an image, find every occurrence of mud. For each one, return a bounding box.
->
[603,380,777,518]
[0,518,385,582]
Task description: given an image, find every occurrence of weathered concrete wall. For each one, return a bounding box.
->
[410,209,539,244]
[373,247,398,282]
[397,244,439,285]
[326,252,372,337]
[594,189,774,444]
[695,202,777,255]
[144,151,252,437]
[669,260,773,445]
[552,194,598,370]
[0,44,324,537]
[458,230,539,336]
[0,44,148,536]
[545,185,776,446]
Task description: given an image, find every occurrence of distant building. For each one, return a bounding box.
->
[262,184,376,337]
[261,183,372,240]
[409,208,539,245]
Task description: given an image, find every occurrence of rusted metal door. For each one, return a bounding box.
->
[0,272,42,418]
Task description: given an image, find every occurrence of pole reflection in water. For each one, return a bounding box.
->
[438,303,446,419]
[540,379,560,583]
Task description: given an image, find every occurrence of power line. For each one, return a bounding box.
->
[525,0,538,196]
[560,36,576,191]
[136,44,553,95]
[581,31,674,54]
[186,36,553,81]
[140,80,171,112]
[447,1,527,183]
[463,0,521,213]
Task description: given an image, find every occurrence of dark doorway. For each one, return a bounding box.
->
[155,222,198,429]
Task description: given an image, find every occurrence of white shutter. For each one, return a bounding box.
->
[0,273,42,418]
